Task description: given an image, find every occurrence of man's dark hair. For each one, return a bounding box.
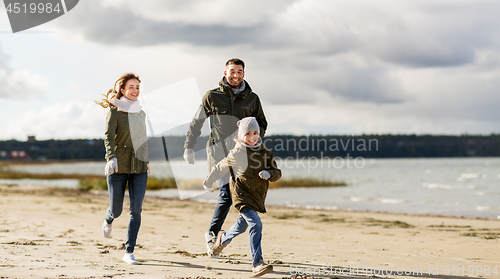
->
[226,58,245,70]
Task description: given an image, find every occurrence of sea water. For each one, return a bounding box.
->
[3,158,500,218]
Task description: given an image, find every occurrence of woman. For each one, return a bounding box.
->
[95,73,149,265]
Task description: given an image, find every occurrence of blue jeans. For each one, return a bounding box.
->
[208,172,232,235]
[221,207,264,266]
[105,172,148,253]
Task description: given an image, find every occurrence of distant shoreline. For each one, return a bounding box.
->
[2,134,500,162]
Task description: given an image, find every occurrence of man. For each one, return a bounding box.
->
[183,58,267,257]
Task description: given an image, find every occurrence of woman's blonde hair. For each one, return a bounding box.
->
[95,73,141,108]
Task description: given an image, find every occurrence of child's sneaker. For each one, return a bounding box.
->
[205,231,218,258]
[122,253,138,265]
[102,221,112,238]
[253,263,273,277]
[211,230,227,257]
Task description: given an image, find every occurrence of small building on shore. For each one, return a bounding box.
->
[8,150,31,161]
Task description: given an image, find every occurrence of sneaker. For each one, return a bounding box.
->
[205,231,217,258]
[102,221,112,238]
[122,253,139,265]
[211,230,227,257]
[253,263,273,277]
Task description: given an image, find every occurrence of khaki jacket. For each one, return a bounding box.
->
[205,142,281,213]
[104,107,148,174]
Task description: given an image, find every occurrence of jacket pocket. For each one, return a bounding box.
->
[115,146,131,172]
[211,107,233,139]
[212,106,228,115]
[240,106,253,116]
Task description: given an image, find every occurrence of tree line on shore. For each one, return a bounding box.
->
[1,134,499,161]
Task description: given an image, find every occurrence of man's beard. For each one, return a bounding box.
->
[230,79,242,88]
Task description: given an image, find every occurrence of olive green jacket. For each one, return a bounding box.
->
[205,142,281,213]
[184,78,268,170]
[104,107,148,174]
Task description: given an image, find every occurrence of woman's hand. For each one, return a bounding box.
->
[105,158,118,176]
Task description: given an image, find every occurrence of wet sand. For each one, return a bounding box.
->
[0,185,498,279]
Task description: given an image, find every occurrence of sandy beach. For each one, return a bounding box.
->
[0,185,498,279]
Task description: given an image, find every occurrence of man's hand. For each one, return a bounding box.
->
[183,149,195,164]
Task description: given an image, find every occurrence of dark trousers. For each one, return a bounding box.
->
[208,182,232,235]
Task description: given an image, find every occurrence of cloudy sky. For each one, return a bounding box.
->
[1,0,499,141]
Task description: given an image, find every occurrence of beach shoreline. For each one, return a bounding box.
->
[0,185,498,279]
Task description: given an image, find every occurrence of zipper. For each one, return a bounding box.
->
[230,95,235,116]
[131,151,136,173]
[229,95,235,146]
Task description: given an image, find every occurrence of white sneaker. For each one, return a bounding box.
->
[102,221,112,238]
[122,253,139,265]
[205,231,218,258]
[253,263,273,277]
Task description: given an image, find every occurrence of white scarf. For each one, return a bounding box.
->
[110,96,142,113]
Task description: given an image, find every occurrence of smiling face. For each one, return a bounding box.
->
[224,63,245,88]
[121,78,140,101]
[243,130,259,146]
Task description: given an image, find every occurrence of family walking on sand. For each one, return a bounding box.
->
[95,58,281,277]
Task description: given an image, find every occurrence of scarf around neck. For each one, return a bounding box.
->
[237,137,262,148]
[223,77,246,95]
[110,96,142,113]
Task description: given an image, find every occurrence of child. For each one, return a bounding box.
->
[203,116,281,277]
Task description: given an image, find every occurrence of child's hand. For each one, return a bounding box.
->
[203,181,215,192]
[258,170,271,180]
[184,148,195,164]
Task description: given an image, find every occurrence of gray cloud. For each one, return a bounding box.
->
[57,1,500,63]
[369,1,500,68]
[56,0,500,69]
[53,0,500,110]
[322,67,405,104]
[374,38,477,68]
[54,0,289,47]
[249,54,407,105]
[57,1,412,105]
